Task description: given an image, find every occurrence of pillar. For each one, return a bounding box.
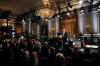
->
[11,21,15,37]
[48,19,51,38]
[37,24,40,39]
[78,12,85,34]
[22,19,26,33]
[55,17,59,37]
[28,18,32,34]
[48,20,51,32]
[91,11,99,33]
[12,23,15,30]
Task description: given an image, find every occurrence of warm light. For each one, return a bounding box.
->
[1,19,12,26]
[63,28,66,32]
[51,28,55,32]
[38,0,55,18]
[38,8,54,18]
[85,24,91,28]
[2,22,7,26]
[42,0,50,6]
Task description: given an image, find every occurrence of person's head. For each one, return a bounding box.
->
[34,39,40,45]
[24,50,30,56]
[44,41,48,46]
[23,39,28,46]
[57,33,63,39]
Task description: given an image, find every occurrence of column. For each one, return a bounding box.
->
[32,23,34,35]
[91,11,99,33]
[55,17,59,37]
[48,20,51,32]
[37,24,40,39]
[78,12,85,34]
[11,22,15,37]
[28,18,32,34]
[48,19,51,38]
[12,23,15,30]
[22,19,26,33]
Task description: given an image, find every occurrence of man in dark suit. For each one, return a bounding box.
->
[62,29,68,47]
[56,33,63,49]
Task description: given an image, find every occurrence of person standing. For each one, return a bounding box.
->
[62,29,68,48]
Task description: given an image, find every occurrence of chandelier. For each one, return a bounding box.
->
[38,8,54,19]
[37,0,55,19]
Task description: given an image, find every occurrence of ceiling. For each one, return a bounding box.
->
[0,0,99,15]
[0,0,41,14]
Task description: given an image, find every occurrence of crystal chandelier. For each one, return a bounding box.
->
[37,0,55,19]
[38,8,54,18]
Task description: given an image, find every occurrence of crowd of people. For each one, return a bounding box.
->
[0,34,100,66]
[0,34,72,66]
